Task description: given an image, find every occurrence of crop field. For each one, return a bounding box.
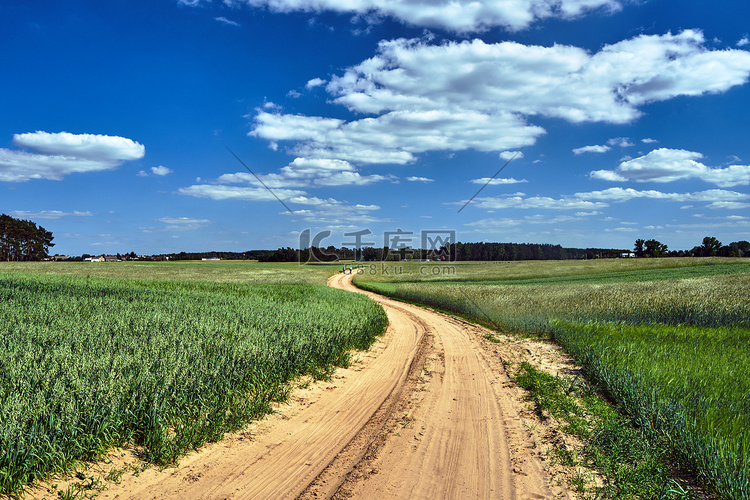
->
[0,260,337,286]
[0,262,386,497]
[355,258,750,499]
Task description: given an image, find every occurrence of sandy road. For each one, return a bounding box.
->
[327,272,564,500]
[34,272,568,499]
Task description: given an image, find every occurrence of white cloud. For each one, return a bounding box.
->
[499,150,524,160]
[607,137,634,147]
[469,177,528,185]
[575,186,750,204]
[464,218,523,228]
[13,131,144,161]
[573,144,611,155]
[405,176,434,182]
[157,216,210,225]
[11,210,93,220]
[215,16,240,26]
[178,154,393,219]
[177,184,308,201]
[738,37,750,47]
[458,186,750,216]
[251,108,543,165]
[467,194,608,210]
[0,150,120,182]
[284,199,387,227]
[642,138,658,144]
[155,216,211,231]
[306,77,326,89]
[214,0,622,32]
[590,148,750,187]
[1,131,145,182]
[137,165,173,177]
[151,165,173,176]
[218,157,391,188]
[251,31,750,168]
[705,201,750,210]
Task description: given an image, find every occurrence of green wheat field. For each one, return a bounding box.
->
[0,261,386,497]
[355,257,750,500]
[2,258,749,498]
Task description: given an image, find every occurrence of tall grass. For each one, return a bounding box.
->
[357,272,750,331]
[355,259,750,499]
[0,273,387,497]
[550,322,750,499]
[0,260,338,286]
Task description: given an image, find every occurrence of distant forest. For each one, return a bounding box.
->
[0,214,55,261]
[6,210,748,263]
[162,238,748,262]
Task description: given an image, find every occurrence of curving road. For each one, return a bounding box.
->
[61,272,565,499]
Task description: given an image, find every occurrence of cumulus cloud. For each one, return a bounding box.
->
[155,216,211,231]
[460,187,750,215]
[178,153,394,221]
[151,165,173,176]
[470,177,528,185]
[607,137,634,147]
[590,148,750,187]
[177,184,308,202]
[13,131,144,161]
[406,176,434,182]
[11,210,93,220]
[251,31,750,169]
[0,131,145,182]
[499,150,524,160]
[573,144,611,155]
[467,194,608,210]
[285,200,387,227]
[157,216,210,225]
[137,165,173,177]
[209,0,622,32]
[218,157,391,188]
[705,201,750,210]
[575,187,750,204]
[306,77,326,89]
[251,108,542,165]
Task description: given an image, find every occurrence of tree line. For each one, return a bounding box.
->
[259,242,628,263]
[633,237,750,258]
[262,238,750,263]
[0,214,55,261]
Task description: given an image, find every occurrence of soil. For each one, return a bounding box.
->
[26,273,582,499]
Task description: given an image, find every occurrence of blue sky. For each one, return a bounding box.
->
[2,0,750,256]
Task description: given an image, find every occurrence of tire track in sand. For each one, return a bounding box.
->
[327,272,564,500]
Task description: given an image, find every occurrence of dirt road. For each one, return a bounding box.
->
[33,272,570,499]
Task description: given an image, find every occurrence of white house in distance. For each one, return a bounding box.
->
[83,255,121,262]
[620,252,636,258]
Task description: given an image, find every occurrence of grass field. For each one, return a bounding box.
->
[0,262,386,497]
[355,257,750,499]
[0,260,338,286]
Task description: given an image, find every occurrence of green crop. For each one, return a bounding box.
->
[356,258,750,499]
[0,272,387,497]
